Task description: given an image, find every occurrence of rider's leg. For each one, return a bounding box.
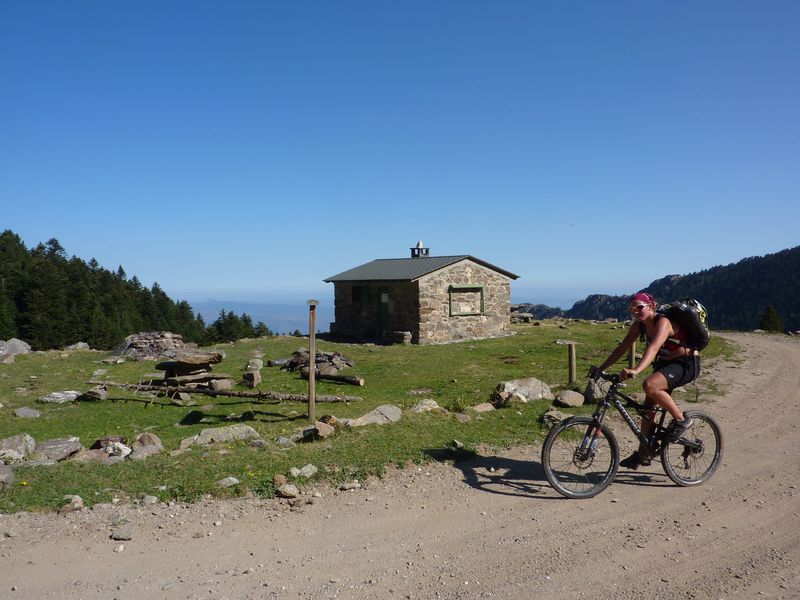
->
[642,371,685,421]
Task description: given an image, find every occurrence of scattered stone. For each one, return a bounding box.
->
[35,436,83,462]
[584,378,611,403]
[216,476,240,488]
[82,385,108,401]
[111,526,134,541]
[209,378,236,391]
[409,399,442,414]
[13,407,41,419]
[0,464,14,490]
[275,436,296,449]
[290,464,318,479]
[339,481,362,491]
[141,495,159,506]
[37,390,81,404]
[189,424,261,447]
[469,402,495,413]
[554,390,585,408]
[0,433,36,463]
[542,409,572,428]
[0,338,31,364]
[276,483,300,498]
[111,331,192,361]
[64,342,91,351]
[130,432,164,460]
[346,404,402,428]
[243,371,262,388]
[492,377,555,407]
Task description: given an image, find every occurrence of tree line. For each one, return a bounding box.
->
[0,230,275,350]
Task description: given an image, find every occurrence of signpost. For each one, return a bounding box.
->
[307,300,319,421]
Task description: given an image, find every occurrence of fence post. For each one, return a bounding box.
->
[628,341,636,368]
[568,342,577,386]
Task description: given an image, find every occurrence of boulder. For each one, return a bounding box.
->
[37,390,82,404]
[34,436,82,462]
[492,377,555,407]
[0,433,36,463]
[191,424,261,446]
[554,390,585,408]
[409,399,443,414]
[346,404,402,428]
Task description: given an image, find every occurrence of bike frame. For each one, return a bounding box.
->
[586,376,700,455]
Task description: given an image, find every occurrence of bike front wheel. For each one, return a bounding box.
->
[541,416,619,499]
[661,410,723,486]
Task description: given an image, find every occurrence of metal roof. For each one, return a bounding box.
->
[324,255,519,282]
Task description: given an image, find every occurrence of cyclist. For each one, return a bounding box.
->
[590,291,698,469]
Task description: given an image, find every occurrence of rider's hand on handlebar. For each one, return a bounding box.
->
[620,368,637,381]
[587,365,601,380]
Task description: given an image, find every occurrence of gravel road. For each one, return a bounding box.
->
[1,331,798,600]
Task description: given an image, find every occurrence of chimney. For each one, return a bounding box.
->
[410,240,430,258]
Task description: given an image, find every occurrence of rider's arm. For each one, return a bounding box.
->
[595,324,640,374]
[622,316,671,378]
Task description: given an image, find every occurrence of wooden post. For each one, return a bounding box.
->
[568,343,577,386]
[628,341,636,368]
[307,300,319,422]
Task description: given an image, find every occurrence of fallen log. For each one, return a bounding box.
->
[300,367,365,386]
[88,381,362,403]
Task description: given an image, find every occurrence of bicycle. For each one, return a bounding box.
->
[541,371,723,499]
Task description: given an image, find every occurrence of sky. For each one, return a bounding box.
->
[1,1,798,310]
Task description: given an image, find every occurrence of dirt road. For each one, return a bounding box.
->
[1,332,798,600]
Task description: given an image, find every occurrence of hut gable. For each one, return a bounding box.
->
[324,244,519,345]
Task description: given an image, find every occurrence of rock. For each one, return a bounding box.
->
[319,415,347,430]
[276,483,300,498]
[339,481,362,491]
[141,495,159,506]
[110,332,191,361]
[0,338,31,360]
[470,402,496,413]
[37,390,81,404]
[584,378,611,403]
[542,409,572,428]
[409,399,442,414]
[209,378,236,391]
[64,342,91,351]
[0,464,14,490]
[0,433,36,463]
[130,432,164,460]
[82,386,108,401]
[243,371,262,388]
[13,407,41,418]
[190,424,261,447]
[491,377,555,407]
[302,421,335,441]
[273,474,288,487]
[35,436,83,462]
[346,404,402,428]
[275,436,296,449]
[105,441,132,458]
[216,476,240,488]
[554,390,585,408]
[111,526,135,541]
[290,464,318,479]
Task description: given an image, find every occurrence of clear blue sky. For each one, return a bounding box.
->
[2,1,798,309]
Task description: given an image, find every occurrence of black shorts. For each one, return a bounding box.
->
[654,356,700,390]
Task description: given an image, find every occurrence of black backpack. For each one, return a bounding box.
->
[658,298,710,351]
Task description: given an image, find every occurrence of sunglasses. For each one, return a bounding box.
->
[629,303,649,312]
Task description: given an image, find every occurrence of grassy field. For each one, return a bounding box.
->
[0,320,732,513]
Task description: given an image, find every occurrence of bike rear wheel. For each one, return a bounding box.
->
[661,410,723,486]
[541,416,619,499]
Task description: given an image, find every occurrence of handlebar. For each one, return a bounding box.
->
[590,370,622,386]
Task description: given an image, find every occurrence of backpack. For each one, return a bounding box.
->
[657,298,710,351]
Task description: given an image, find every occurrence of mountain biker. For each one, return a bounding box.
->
[589,292,698,469]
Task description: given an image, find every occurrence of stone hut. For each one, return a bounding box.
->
[324,243,519,344]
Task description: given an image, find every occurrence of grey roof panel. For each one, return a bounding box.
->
[324,256,519,282]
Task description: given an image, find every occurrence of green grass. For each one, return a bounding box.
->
[0,321,733,512]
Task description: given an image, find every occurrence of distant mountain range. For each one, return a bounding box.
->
[190,299,335,335]
[515,246,800,332]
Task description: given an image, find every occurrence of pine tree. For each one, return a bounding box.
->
[759,306,785,332]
